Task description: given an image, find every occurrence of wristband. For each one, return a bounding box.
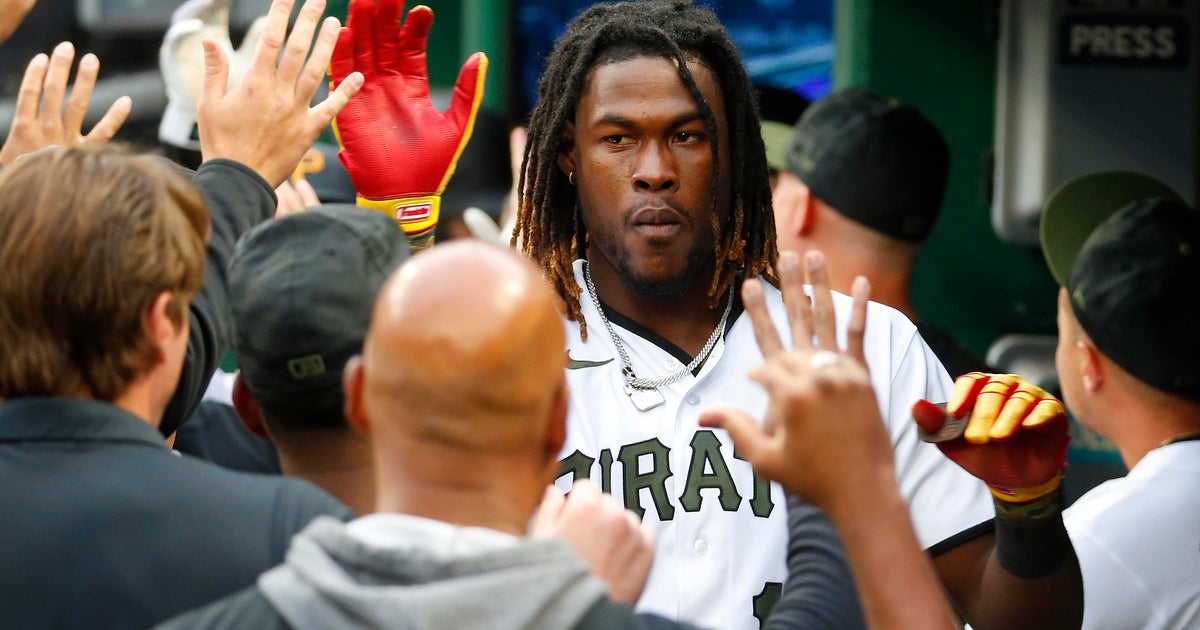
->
[988,473,1062,503]
[993,485,1071,579]
[357,194,440,252]
[405,226,435,253]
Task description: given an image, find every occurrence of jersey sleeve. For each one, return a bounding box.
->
[864,302,994,550]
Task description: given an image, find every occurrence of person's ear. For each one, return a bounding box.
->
[232,374,270,439]
[772,170,815,239]
[556,121,577,183]
[343,355,370,435]
[1078,340,1105,394]
[794,178,816,236]
[146,291,185,361]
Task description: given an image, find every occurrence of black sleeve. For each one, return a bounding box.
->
[152,586,291,630]
[763,496,866,630]
[576,598,702,629]
[160,160,276,437]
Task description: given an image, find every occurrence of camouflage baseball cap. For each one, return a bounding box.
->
[1040,172,1200,397]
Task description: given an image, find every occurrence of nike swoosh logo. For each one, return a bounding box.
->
[566,351,614,370]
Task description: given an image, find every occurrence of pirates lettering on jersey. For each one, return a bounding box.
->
[557,429,776,520]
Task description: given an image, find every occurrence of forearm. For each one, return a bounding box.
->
[160,159,275,435]
[971,489,1083,630]
[824,468,958,630]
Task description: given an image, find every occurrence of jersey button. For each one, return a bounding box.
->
[693,538,709,555]
[685,394,701,406]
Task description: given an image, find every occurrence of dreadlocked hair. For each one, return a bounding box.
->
[513,0,779,339]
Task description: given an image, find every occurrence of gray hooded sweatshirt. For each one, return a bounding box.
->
[158,501,858,630]
[254,514,610,630]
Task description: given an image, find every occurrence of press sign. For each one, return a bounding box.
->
[1059,14,1189,66]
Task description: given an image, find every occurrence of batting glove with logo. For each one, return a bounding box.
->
[329,0,487,251]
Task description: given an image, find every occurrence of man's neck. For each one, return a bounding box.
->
[376,484,531,537]
[276,430,375,515]
[373,442,542,537]
[584,256,726,358]
[801,216,921,321]
[1094,389,1200,469]
[1113,415,1200,470]
[830,262,917,322]
[112,383,165,432]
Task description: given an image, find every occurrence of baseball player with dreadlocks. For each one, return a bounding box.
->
[514,2,1082,629]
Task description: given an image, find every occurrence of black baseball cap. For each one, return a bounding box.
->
[1040,172,1200,397]
[786,87,949,242]
[228,205,411,404]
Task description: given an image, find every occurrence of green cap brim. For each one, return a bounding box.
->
[761,120,793,172]
[1040,171,1182,285]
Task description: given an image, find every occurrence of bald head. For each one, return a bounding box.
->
[357,241,566,453]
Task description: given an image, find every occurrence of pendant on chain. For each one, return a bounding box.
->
[625,385,666,411]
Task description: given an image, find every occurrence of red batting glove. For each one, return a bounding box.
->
[913,372,1070,503]
[329,0,487,251]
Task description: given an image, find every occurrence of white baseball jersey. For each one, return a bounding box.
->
[1064,440,1200,630]
[555,259,993,630]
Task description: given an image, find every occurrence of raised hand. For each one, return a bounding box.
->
[702,252,959,629]
[699,250,880,509]
[329,0,488,251]
[0,42,131,166]
[531,481,654,606]
[159,0,267,150]
[913,372,1069,501]
[197,0,363,187]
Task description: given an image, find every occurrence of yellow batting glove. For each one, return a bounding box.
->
[931,372,1071,503]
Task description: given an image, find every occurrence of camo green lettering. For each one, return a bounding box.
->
[753,581,783,627]
[680,429,742,512]
[617,438,674,520]
[557,449,595,484]
[735,449,776,518]
[599,448,613,494]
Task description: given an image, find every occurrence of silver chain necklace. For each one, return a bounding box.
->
[582,260,734,411]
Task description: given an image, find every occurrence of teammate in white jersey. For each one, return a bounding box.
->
[918,174,1200,630]
[1041,174,1200,629]
[513,2,1082,628]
